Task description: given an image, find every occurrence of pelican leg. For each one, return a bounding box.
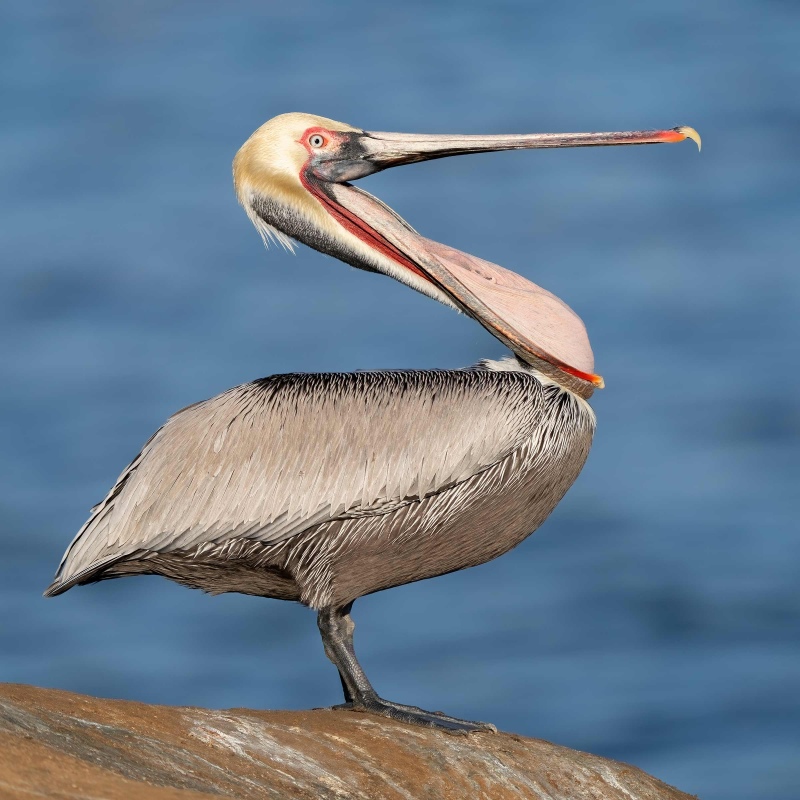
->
[316,604,496,734]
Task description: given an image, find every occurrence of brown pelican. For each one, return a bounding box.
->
[45,114,699,732]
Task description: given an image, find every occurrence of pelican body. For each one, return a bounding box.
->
[46,114,698,732]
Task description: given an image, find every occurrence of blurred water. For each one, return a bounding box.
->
[1,2,798,798]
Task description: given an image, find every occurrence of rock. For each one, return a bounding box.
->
[0,683,696,799]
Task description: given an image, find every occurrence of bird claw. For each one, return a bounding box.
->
[331,697,496,734]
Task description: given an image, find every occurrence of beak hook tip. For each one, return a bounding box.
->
[674,125,702,152]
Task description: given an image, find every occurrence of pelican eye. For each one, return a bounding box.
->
[309,133,326,148]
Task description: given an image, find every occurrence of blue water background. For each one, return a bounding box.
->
[1,2,798,798]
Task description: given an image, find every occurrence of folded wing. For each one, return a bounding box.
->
[46,368,543,594]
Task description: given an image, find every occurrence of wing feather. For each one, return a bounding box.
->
[49,368,543,591]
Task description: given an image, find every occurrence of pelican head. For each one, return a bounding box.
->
[233,112,699,396]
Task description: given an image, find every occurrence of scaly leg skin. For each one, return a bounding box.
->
[317,604,497,734]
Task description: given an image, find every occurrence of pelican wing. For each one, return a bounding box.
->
[48,368,543,592]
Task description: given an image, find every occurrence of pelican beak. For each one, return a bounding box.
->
[306,123,700,394]
[310,125,701,182]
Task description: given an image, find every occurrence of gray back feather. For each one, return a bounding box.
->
[51,369,545,588]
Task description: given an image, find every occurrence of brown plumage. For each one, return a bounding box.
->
[46,113,698,732]
[47,365,594,610]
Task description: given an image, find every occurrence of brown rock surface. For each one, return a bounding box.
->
[0,683,696,799]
